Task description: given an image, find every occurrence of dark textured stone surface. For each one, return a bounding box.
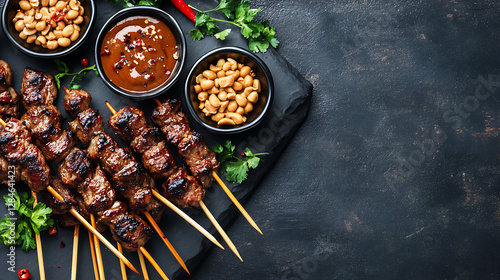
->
[1,0,500,279]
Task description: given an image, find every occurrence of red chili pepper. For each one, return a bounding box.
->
[51,11,66,22]
[18,269,31,280]
[170,0,196,23]
[48,227,57,235]
[241,152,245,157]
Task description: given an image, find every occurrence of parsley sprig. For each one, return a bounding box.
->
[54,59,99,90]
[189,0,279,53]
[211,140,268,183]
[0,191,54,251]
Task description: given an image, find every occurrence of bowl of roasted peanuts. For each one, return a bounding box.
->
[185,46,274,134]
[2,0,95,58]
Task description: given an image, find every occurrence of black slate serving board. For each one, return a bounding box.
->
[0,0,312,279]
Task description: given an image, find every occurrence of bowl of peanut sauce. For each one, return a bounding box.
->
[94,6,186,99]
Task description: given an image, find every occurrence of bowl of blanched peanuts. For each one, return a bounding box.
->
[2,0,95,58]
[185,47,274,134]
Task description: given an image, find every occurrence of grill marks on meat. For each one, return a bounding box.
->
[21,106,77,162]
[21,67,57,110]
[100,201,152,252]
[151,99,219,188]
[108,106,205,208]
[163,168,205,208]
[88,132,155,212]
[80,166,116,214]
[0,155,19,186]
[0,119,49,192]
[64,89,92,117]
[0,60,13,91]
[68,108,104,143]
[59,148,92,187]
[0,87,20,118]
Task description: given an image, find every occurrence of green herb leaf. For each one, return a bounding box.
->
[211,141,267,183]
[190,0,278,53]
[0,191,53,251]
[215,29,231,40]
[54,61,98,90]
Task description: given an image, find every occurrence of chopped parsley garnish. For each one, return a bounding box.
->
[0,191,54,252]
[211,140,268,183]
[189,0,279,53]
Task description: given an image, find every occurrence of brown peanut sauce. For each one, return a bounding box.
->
[100,16,178,93]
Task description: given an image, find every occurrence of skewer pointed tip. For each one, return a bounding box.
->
[212,172,263,235]
[154,98,161,106]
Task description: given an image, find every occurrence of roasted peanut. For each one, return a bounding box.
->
[204,100,218,115]
[216,58,225,67]
[232,81,243,92]
[203,70,216,80]
[70,30,79,41]
[218,118,236,126]
[253,79,261,93]
[46,40,58,49]
[209,94,221,108]
[236,106,245,116]
[235,94,247,107]
[240,66,251,77]
[200,79,215,90]
[227,58,237,71]
[244,102,253,114]
[211,112,225,122]
[55,0,67,11]
[210,64,221,72]
[219,75,234,88]
[15,20,25,32]
[217,70,225,78]
[73,16,84,25]
[26,34,37,43]
[242,86,253,97]
[19,1,31,10]
[62,24,74,37]
[227,100,238,112]
[243,75,253,87]
[57,37,71,47]
[247,91,259,104]
[198,91,208,102]
[67,9,79,20]
[218,91,227,101]
[194,84,202,93]
[226,112,243,124]
[219,101,229,112]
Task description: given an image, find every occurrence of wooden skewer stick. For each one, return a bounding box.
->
[139,247,169,280]
[152,190,224,250]
[46,186,141,275]
[88,230,100,280]
[105,102,224,250]
[31,191,46,280]
[0,119,133,275]
[144,212,190,274]
[91,214,106,280]
[71,225,80,280]
[138,250,150,280]
[151,100,262,234]
[199,201,243,262]
[117,242,127,280]
[213,172,263,235]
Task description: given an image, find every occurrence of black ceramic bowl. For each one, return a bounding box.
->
[2,0,95,58]
[94,7,186,100]
[185,47,274,134]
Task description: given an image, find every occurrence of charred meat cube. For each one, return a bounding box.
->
[19,144,50,192]
[108,106,149,141]
[21,67,57,110]
[42,178,78,215]
[0,60,13,91]
[162,167,205,208]
[59,148,92,188]
[130,127,177,178]
[0,87,20,117]
[0,156,19,186]
[178,131,219,188]
[68,108,104,143]
[64,89,92,117]
[151,99,191,145]
[0,118,31,164]
[79,165,116,214]
[21,105,62,144]
[99,201,152,252]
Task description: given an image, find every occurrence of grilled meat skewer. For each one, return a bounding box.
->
[109,105,205,208]
[151,99,219,188]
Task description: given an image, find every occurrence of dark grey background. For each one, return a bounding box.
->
[1,0,500,279]
[188,1,500,280]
